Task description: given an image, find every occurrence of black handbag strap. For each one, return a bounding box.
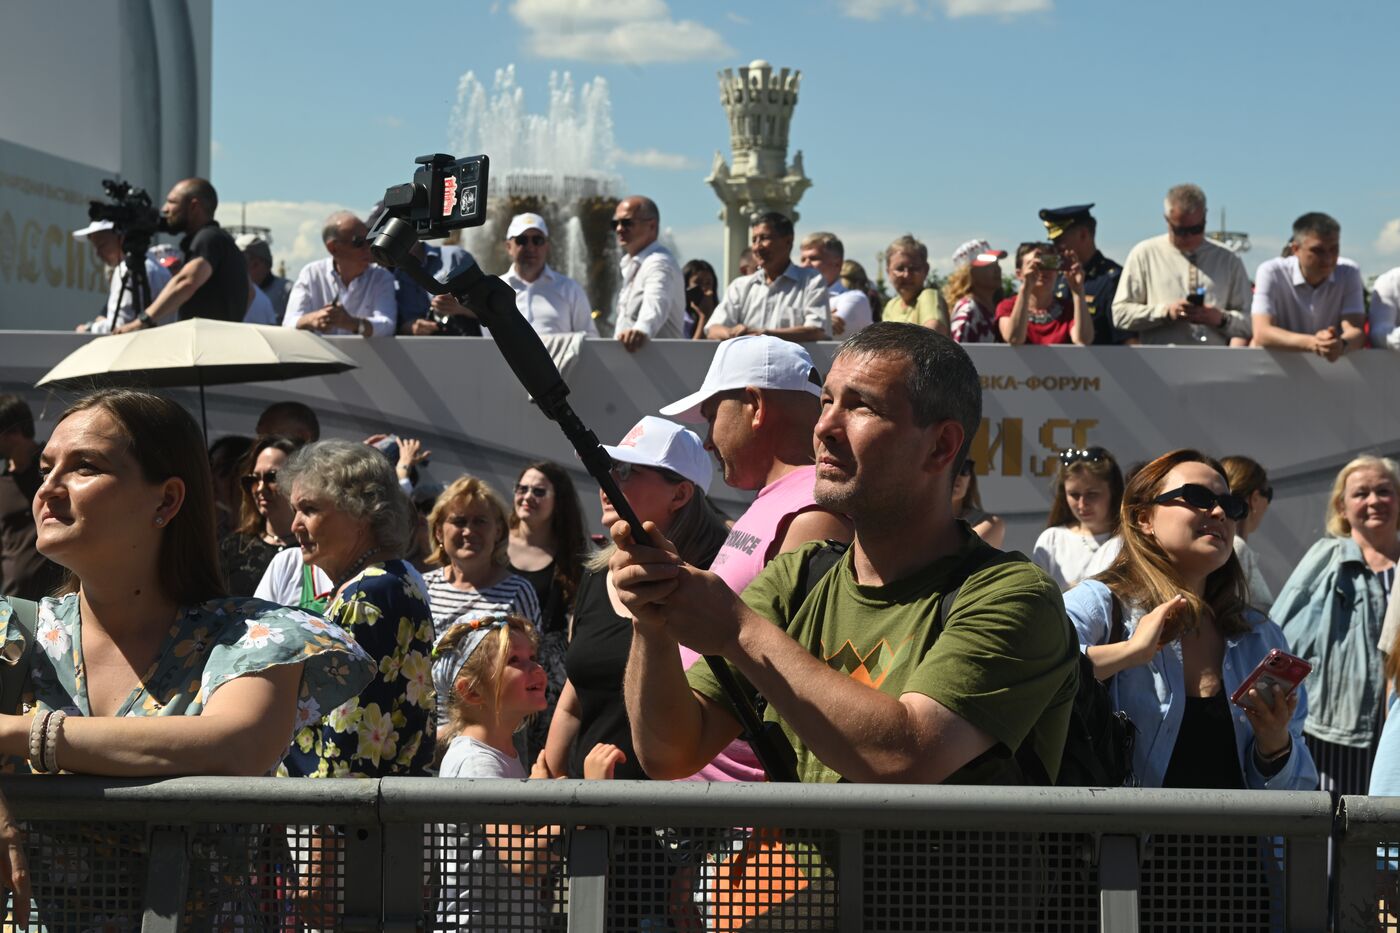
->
[1,597,37,715]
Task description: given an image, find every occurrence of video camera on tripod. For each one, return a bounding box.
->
[86,179,166,327]
[367,154,799,783]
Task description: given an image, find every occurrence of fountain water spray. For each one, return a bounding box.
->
[449,66,624,325]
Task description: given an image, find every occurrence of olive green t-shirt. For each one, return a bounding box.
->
[687,528,1079,784]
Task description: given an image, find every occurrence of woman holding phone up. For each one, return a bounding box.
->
[1063,449,1316,790]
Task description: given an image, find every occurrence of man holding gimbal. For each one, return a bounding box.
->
[115,177,248,331]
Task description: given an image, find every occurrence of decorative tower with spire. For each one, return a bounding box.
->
[706,60,812,283]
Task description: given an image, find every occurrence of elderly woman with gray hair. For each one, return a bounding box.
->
[277,439,437,779]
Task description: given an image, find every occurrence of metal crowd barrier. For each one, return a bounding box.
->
[0,777,1352,932]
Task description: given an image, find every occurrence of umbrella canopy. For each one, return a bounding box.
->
[36,319,358,390]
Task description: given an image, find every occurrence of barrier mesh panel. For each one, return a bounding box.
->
[865,829,1095,932]
[600,825,837,932]
[423,819,569,931]
[1378,844,1400,932]
[5,821,350,931]
[1138,833,1282,932]
[19,821,147,931]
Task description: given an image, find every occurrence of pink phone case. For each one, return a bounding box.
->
[1230,648,1312,706]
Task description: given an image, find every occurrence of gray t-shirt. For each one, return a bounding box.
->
[436,737,543,931]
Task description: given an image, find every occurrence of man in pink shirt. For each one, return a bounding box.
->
[659,335,852,780]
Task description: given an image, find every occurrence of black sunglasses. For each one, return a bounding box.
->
[1261,485,1274,503]
[1170,223,1206,237]
[515,483,550,499]
[959,458,976,476]
[1059,447,1109,467]
[345,234,368,248]
[512,234,546,247]
[611,218,636,229]
[1153,484,1248,521]
[240,470,279,492]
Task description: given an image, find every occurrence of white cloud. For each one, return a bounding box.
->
[616,148,700,171]
[838,0,1050,19]
[512,0,668,22]
[210,140,225,161]
[1376,219,1400,255]
[511,0,733,63]
[377,115,405,129]
[214,200,359,280]
[725,11,751,24]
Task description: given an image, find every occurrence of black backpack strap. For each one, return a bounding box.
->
[0,597,37,715]
[1108,593,1126,645]
[794,539,851,607]
[936,549,1030,632]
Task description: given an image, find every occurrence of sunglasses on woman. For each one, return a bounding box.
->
[1152,484,1248,521]
[514,483,550,499]
[1059,447,1108,467]
[240,470,278,492]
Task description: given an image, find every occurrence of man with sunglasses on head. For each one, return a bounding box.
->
[613,195,686,351]
[283,210,396,337]
[1113,183,1253,346]
[500,213,597,336]
[115,177,246,331]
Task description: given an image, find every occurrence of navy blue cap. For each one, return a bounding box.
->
[1039,204,1095,239]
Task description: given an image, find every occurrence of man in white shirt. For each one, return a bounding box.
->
[612,195,685,351]
[706,212,830,343]
[71,220,172,334]
[1251,212,1365,361]
[282,211,396,337]
[799,231,871,337]
[1113,184,1253,346]
[1370,266,1400,350]
[500,212,597,336]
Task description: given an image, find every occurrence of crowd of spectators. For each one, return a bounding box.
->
[60,176,1400,358]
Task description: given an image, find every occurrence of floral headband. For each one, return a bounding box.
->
[431,613,510,691]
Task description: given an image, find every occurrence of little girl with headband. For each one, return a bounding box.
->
[431,612,624,929]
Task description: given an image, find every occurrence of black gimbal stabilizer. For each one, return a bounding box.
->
[368,154,798,784]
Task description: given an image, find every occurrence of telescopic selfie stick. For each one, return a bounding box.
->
[369,157,798,783]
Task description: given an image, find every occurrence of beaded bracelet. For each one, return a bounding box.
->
[42,710,67,774]
[28,710,53,774]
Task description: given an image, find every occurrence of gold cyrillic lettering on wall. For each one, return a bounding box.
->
[971,417,1099,477]
[980,375,1102,392]
[971,418,1023,476]
[43,224,64,287]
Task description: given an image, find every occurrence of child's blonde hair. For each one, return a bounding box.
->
[432,613,539,749]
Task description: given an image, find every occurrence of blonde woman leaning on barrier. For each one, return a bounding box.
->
[0,389,375,927]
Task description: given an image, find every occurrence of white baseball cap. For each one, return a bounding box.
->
[601,416,713,493]
[951,238,1007,270]
[72,220,116,239]
[659,335,822,424]
[506,212,549,240]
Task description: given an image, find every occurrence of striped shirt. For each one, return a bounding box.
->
[423,568,542,639]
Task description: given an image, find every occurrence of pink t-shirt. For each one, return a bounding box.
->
[679,465,823,782]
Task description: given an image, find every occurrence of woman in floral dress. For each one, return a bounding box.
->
[0,389,375,928]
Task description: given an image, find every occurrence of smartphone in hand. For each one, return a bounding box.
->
[1230,649,1311,707]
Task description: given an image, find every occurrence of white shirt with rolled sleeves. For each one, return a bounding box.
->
[282,257,397,336]
[615,240,685,338]
[502,263,598,336]
[828,280,873,335]
[1369,267,1400,349]
[1252,255,1364,335]
[1112,235,1253,345]
[706,262,831,337]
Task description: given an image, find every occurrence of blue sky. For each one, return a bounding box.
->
[212,0,1400,281]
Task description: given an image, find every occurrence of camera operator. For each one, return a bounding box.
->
[71,220,172,334]
[116,178,247,332]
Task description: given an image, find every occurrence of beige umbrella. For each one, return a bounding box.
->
[36,319,358,436]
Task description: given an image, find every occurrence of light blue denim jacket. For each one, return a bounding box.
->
[1271,536,1388,747]
[1064,579,1318,791]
